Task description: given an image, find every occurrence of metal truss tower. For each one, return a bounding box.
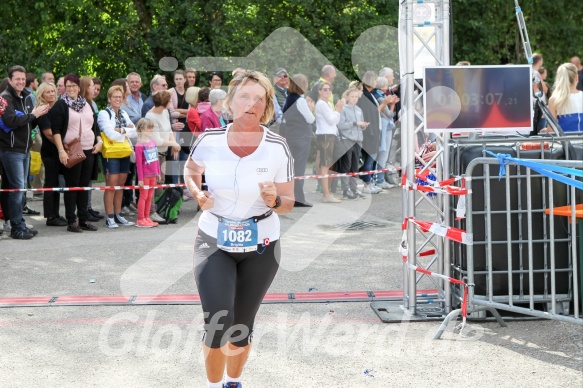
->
[399,0,452,318]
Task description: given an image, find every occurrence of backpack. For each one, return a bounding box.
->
[155,187,183,224]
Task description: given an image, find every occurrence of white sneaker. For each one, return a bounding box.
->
[114,214,135,226]
[150,212,166,223]
[105,217,119,229]
[375,181,395,190]
[362,183,381,194]
[355,189,367,199]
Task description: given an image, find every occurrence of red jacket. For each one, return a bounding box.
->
[187,107,202,136]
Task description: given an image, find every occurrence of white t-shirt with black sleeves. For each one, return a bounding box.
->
[190,124,294,242]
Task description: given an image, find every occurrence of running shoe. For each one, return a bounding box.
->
[114,214,135,226]
[150,212,165,223]
[362,183,381,194]
[136,219,154,228]
[224,383,242,388]
[146,218,159,227]
[342,189,359,200]
[10,229,35,240]
[105,217,119,229]
[375,181,395,190]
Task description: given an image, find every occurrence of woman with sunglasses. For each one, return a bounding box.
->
[315,81,345,203]
[98,85,137,228]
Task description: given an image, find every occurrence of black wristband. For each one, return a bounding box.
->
[270,195,282,209]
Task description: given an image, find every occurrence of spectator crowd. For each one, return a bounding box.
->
[1,56,582,240]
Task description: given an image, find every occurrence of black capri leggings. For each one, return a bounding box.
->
[194,230,280,349]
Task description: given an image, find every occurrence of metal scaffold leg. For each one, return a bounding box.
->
[372,0,454,325]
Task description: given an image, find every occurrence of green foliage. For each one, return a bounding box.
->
[451,0,581,76]
[0,0,580,102]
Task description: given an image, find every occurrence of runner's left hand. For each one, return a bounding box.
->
[258,181,277,207]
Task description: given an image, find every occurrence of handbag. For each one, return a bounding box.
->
[101,131,133,158]
[29,151,42,175]
[63,118,87,168]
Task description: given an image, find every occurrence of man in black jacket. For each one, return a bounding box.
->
[0,65,49,239]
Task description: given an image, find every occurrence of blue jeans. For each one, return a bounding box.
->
[168,151,189,184]
[0,150,28,231]
[360,151,377,184]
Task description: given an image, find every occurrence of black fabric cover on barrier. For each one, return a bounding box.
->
[451,144,571,297]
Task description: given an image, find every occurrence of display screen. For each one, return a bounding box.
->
[424,65,533,133]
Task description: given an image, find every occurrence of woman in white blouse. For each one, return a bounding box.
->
[97,85,137,228]
[315,81,345,203]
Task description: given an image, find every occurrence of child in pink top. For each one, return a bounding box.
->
[134,118,161,227]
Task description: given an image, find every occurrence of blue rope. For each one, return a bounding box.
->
[483,150,512,179]
[483,150,582,189]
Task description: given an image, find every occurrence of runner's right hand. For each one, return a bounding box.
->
[196,190,214,210]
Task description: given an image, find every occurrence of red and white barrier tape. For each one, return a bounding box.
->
[405,217,473,245]
[0,183,187,193]
[416,173,467,188]
[406,172,470,196]
[294,167,400,181]
[407,170,468,219]
[0,168,402,192]
[399,221,471,330]
[407,182,470,196]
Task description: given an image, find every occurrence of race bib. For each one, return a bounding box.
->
[144,146,158,164]
[217,217,258,252]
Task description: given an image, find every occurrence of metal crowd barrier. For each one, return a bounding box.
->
[435,138,582,338]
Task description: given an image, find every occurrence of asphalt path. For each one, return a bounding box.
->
[1,179,581,387]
